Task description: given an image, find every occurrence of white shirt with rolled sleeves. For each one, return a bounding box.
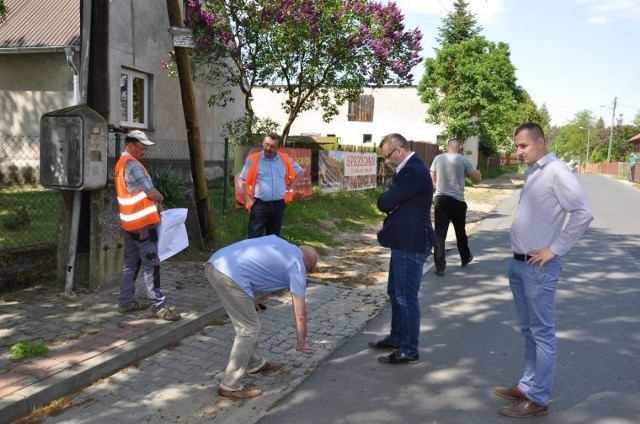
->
[510,152,594,257]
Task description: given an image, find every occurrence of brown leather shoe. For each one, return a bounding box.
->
[493,385,527,401]
[499,398,549,418]
[217,387,262,400]
[247,362,284,377]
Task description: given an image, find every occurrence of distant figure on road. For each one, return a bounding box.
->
[205,235,317,400]
[369,133,435,365]
[239,132,303,238]
[629,152,637,182]
[430,139,482,276]
[493,122,593,418]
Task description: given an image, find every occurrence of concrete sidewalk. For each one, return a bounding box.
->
[0,262,226,423]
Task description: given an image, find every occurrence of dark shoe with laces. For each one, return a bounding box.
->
[117,300,145,313]
[377,351,419,365]
[368,339,398,350]
[498,398,549,418]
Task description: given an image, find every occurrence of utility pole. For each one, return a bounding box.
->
[165,0,215,241]
[607,96,617,162]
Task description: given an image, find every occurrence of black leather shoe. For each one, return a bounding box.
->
[368,339,398,350]
[435,269,445,276]
[378,351,419,364]
[461,255,474,267]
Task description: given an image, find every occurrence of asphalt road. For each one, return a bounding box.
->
[257,174,640,424]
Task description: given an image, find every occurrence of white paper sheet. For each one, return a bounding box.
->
[157,208,189,261]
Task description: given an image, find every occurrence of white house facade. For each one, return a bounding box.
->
[251,85,444,147]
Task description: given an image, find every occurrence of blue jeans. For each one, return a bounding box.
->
[118,225,166,311]
[386,249,427,357]
[508,257,562,406]
[248,199,285,238]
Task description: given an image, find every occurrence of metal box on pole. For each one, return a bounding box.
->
[40,104,107,190]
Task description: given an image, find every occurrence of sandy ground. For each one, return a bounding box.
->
[308,172,524,289]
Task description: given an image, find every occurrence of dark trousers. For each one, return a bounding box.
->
[119,225,166,310]
[248,198,285,238]
[433,195,471,271]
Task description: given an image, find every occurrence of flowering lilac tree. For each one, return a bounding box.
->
[185,0,422,143]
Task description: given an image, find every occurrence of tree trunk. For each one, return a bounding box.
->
[165,0,215,241]
[282,116,296,146]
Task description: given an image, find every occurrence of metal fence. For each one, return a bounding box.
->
[0,133,233,252]
[0,134,59,250]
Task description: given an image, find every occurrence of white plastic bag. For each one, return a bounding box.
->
[157,208,189,261]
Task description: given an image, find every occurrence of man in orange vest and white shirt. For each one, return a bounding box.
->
[114,130,180,321]
[239,132,303,238]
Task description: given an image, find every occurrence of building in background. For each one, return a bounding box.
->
[251,86,444,147]
[0,0,243,144]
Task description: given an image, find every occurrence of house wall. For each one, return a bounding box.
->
[0,0,244,154]
[110,0,244,159]
[250,86,444,146]
[0,53,74,135]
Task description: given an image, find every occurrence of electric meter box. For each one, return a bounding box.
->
[40,104,108,190]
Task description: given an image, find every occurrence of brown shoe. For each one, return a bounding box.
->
[248,362,284,377]
[499,398,549,418]
[493,385,527,401]
[217,387,262,400]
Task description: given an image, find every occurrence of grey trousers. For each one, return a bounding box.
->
[205,263,266,391]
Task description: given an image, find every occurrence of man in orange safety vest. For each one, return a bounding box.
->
[239,132,303,238]
[114,130,180,321]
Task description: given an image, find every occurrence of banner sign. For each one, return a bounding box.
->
[319,151,377,192]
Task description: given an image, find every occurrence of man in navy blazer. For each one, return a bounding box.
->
[370,133,435,364]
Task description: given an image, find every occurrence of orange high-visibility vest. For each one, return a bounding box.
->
[244,151,296,205]
[114,155,160,232]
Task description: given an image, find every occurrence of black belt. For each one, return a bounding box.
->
[255,198,283,204]
[513,253,532,262]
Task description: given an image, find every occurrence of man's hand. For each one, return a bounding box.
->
[245,196,255,211]
[526,248,556,267]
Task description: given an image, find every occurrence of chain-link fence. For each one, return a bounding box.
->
[0,134,60,251]
[0,133,234,252]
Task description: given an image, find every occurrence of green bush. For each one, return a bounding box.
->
[10,341,48,359]
[150,166,186,209]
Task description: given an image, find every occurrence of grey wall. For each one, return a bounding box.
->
[109,0,244,154]
[0,0,244,157]
[0,53,74,135]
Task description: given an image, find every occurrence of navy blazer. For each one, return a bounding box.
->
[377,153,435,253]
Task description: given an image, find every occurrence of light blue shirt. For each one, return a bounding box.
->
[207,235,307,300]
[239,152,302,201]
[510,153,593,257]
[631,154,637,167]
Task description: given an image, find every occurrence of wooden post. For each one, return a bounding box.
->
[165,0,215,241]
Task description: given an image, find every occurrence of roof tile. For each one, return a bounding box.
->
[0,0,80,48]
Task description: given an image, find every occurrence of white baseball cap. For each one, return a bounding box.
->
[125,130,155,146]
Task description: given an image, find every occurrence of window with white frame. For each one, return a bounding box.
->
[120,69,150,128]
